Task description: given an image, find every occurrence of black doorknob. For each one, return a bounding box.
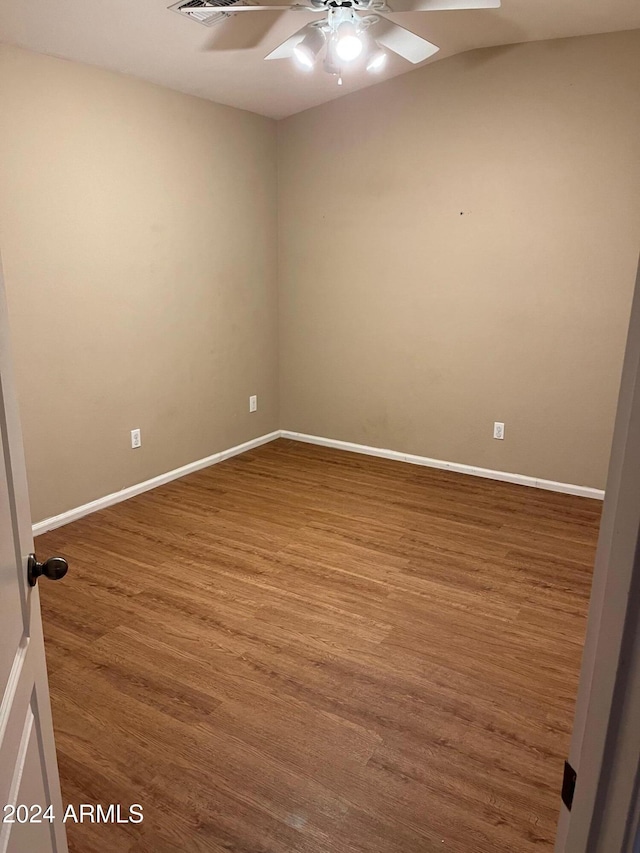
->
[28,554,69,587]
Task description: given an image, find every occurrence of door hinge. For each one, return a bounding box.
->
[562,760,577,811]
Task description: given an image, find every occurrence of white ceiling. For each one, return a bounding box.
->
[1,0,639,118]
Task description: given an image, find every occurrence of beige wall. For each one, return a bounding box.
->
[2,31,639,522]
[0,45,278,522]
[278,30,640,490]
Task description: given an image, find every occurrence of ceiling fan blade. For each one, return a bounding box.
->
[264,22,314,59]
[384,0,499,12]
[198,3,318,10]
[375,18,440,63]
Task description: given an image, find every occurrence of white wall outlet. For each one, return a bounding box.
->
[131,428,141,449]
[493,422,505,440]
[249,395,257,413]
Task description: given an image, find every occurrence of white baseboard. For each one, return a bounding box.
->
[32,426,604,536]
[32,431,280,536]
[280,430,605,501]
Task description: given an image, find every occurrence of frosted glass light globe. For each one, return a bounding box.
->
[335,24,363,62]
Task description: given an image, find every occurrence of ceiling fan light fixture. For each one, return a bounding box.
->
[293,45,314,69]
[292,28,324,69]
[323,53,341,76]
[322,32,342,75]
[334,21,363,62]
[366,47,387,72]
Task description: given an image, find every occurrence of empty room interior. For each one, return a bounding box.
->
[1,0,640,851]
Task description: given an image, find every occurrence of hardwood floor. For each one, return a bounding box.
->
[36,439,601,853]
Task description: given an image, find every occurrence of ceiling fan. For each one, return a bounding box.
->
[192,0,500,82]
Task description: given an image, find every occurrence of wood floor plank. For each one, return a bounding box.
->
[36,438,600,852]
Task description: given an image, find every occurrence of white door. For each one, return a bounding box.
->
[555,255,640,852]
[0,255,68,853]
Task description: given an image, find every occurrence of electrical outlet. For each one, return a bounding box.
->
[131,428,141,449]
[493,422,505,440]
[249,395,257,413]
